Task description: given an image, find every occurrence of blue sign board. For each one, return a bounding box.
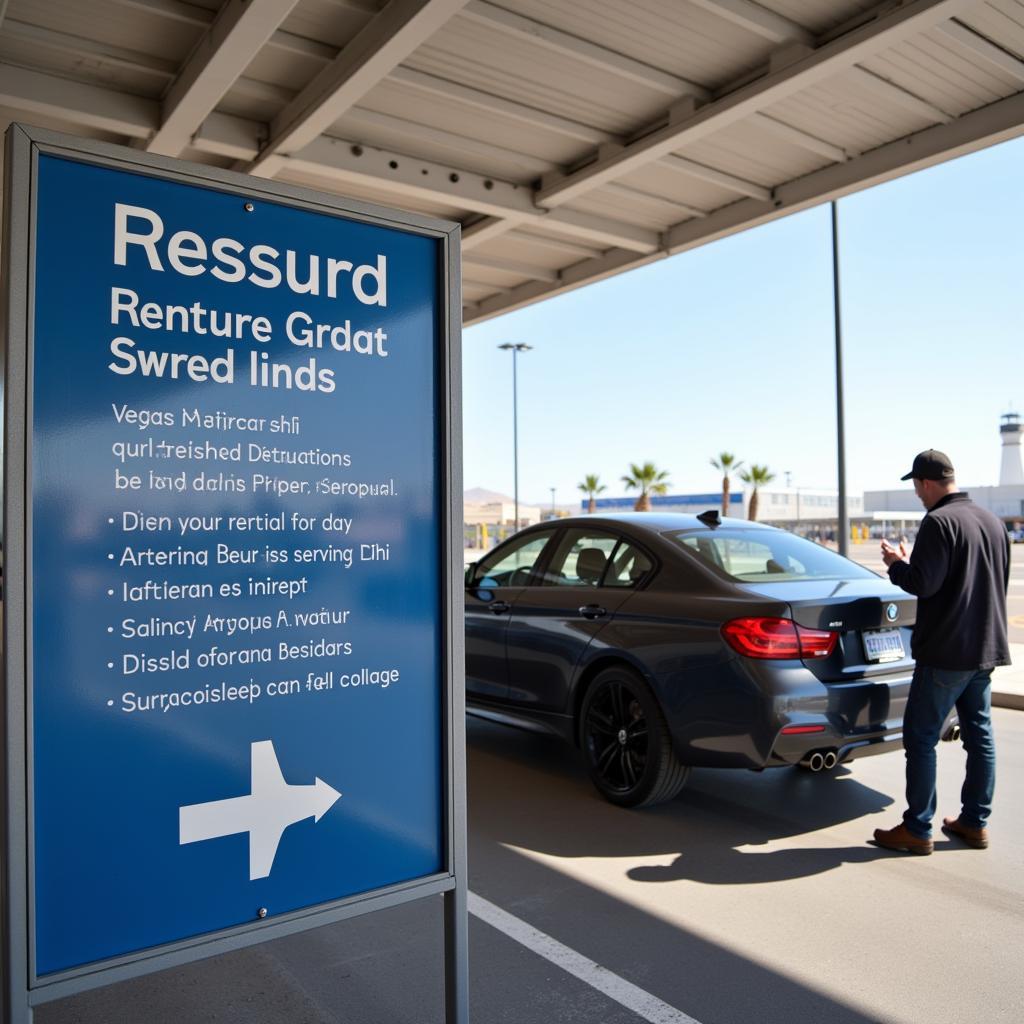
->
[25,152,450,975]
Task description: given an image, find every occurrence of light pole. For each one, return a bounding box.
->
[498,342,532,530]
[831,201,850,556]
[550,487,556,516]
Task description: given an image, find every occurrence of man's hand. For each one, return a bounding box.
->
[881,539,908,567]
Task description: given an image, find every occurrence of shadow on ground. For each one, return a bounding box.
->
[467,714,927,886]
[466,718,903,1024]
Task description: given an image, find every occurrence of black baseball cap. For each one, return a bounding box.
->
[901,449,955,481]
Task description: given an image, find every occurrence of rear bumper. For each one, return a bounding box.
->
[769,703,963,768]
[769,721,905,767]
[656,655,955,770]
[766,664,915,767]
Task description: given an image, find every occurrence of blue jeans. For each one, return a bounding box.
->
[903,665,995,838]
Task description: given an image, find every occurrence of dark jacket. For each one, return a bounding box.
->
[888,492,1011,670]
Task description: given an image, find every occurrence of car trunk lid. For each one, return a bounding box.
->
[738,577,916,680]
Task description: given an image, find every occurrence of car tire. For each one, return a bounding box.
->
[580,665,690,808]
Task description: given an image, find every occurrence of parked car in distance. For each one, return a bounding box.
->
[465,512,950,808]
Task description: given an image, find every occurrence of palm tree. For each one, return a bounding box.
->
[739,464,776,521]
[621,462,670,512]
[578,473,606,514]
[710,452,743,518]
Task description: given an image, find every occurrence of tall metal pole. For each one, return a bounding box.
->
[511,346,519,529]
[831,201,850,556]
[499,343,531,531]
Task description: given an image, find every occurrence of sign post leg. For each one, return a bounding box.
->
[1,991,32,1024]
[444,886,469,1023]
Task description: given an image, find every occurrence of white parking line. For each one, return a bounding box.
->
[468,891,702,1024]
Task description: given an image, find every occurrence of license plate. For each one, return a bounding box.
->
[863,629,905,662]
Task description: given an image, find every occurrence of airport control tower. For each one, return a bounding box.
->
[999,412,1024,486]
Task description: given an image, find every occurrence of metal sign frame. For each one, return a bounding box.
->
[0,123,467,1023]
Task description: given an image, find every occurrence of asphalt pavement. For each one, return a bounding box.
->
[42,708,1024,1024]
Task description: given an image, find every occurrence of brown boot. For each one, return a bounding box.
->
[872,822,934,855]
[941,816,989,849]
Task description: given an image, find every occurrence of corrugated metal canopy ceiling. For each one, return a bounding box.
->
[1,0,1022,323]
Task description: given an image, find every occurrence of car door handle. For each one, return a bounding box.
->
[579,604,607,620]
[488,601,511,615]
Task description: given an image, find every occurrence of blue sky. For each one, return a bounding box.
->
[463,135,1023,509]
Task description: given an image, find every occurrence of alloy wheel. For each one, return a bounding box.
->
[583,678,650,796]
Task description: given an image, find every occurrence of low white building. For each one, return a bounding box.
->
[754,488,864,522]
[589,488,862,522]
[463,488,541,551]
[865,485,1024,524]
[464,488,541,526]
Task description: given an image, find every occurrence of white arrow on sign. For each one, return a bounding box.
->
[179,740,341,880]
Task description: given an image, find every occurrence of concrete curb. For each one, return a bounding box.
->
[991,645,1024,711]
[993,690,1024,711]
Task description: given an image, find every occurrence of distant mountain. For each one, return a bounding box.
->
[464,487,514,504]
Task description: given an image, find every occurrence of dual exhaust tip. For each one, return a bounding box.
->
[800,749,838,772]
[800,726,959,770]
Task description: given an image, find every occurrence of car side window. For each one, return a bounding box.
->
[472,531,554,588]
[605,541,654,588]
[541,530,619,587]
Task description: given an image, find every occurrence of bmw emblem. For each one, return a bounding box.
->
[885,603,899,623]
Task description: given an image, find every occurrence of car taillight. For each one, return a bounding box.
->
[797,625,840,658]
[722,617,838,660]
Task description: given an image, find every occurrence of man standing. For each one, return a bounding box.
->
[873,450,1010,855]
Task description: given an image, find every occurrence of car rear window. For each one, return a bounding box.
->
[667,529,878,582]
